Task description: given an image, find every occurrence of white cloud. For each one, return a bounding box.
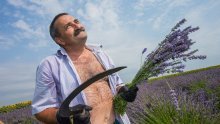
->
[152,10,169,29]
[77,1,121,31]
[30,0,64,16]
[13,19,45,37]
[134,0,159,10]
[7,0,39,12]
[12,19,48,48]
[13,20,32,32]
[134,0,162,19]
[7,0,28,8]
[7,0,64,17]
[28,39,49,49]
[134,0,192,29]
[0,35,14,49]
[152,0,191,29]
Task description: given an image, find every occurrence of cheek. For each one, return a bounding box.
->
[67,28,74,34]
[62,29,74,38]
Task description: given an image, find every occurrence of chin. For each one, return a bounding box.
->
[78,32,87,41]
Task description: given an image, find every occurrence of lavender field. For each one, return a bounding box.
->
[0,106,41,124]
[127,65,220,124]
[1,65,220,124]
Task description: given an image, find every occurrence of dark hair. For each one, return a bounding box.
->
[49,13,69,41]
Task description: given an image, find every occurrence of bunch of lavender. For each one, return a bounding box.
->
[114,18,206,115]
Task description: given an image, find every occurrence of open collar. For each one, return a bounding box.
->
[56,44,103,57]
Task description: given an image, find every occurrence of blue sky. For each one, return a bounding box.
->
[0,0,220,106]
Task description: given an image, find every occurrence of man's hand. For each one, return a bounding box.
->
[118,85,139,102]
[56,104,92,124]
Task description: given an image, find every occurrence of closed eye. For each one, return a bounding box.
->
[64,19,80,30]
[64,23,71,30]
[73,19,79,24]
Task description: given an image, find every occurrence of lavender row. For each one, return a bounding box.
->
[0,106,41,124]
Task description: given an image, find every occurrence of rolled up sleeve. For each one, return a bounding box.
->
[31,60,59,115]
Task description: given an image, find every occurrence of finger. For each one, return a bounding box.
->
[70,107,82,112]
[70,104,85,113]
[74,110,90,120]
[85,105,92,111]
[118,86,129,93]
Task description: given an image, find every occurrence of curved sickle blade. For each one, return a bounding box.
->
[59,66,127,117]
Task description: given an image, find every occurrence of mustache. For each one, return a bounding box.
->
[74,28,85,36]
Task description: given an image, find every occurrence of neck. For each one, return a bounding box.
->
[64,44,86,61]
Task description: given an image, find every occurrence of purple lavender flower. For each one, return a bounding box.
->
[171,18,187,31]
[170,89,181,110]
[125,19,207,94]
[142,48,147,54]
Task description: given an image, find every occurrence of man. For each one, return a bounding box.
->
[32,13,138,124]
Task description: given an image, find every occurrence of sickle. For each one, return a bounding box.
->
[58,66,127,117]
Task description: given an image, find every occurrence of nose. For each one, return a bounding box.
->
[71,22,81,29]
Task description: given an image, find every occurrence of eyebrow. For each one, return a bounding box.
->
[63,19,78,30]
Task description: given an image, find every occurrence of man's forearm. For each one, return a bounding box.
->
[35,108,58,124]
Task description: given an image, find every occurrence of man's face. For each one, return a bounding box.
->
[54,15,87,46]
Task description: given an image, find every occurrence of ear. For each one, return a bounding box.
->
[55,37,65,46]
